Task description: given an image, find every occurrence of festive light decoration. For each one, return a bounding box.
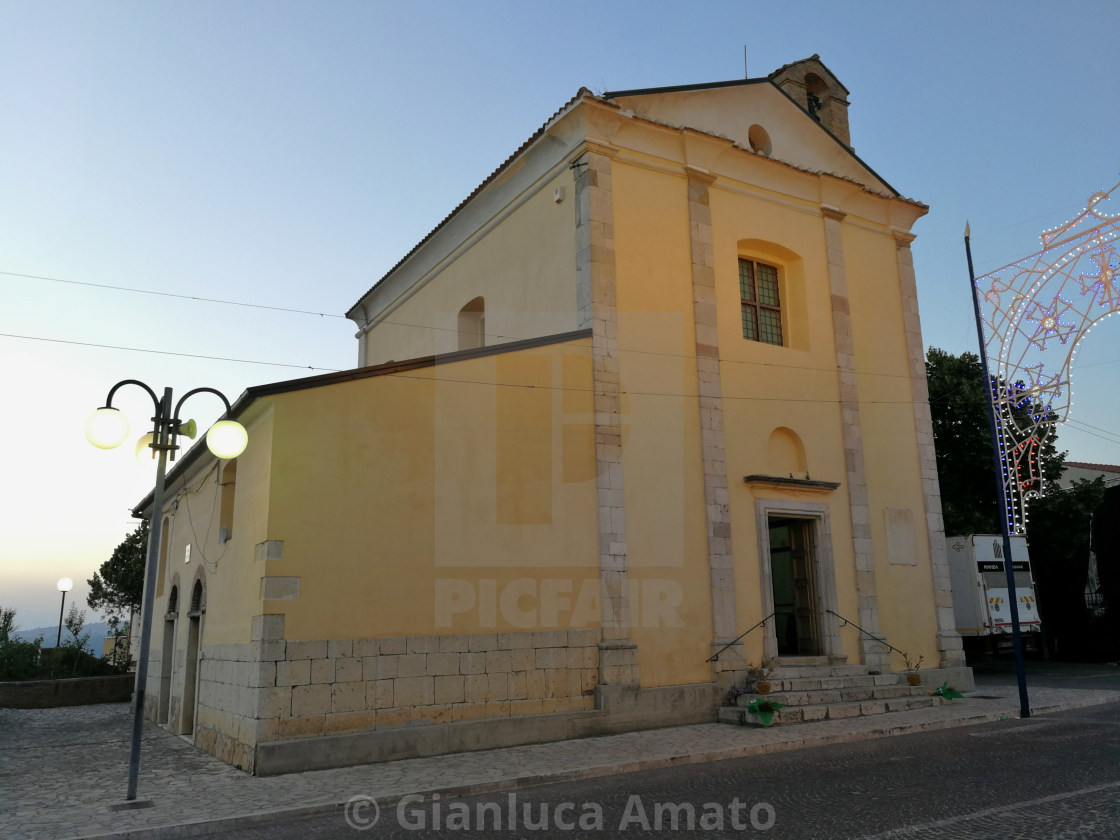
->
[974,180,1120,534]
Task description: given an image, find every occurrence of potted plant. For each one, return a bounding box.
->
[931,681,964,700]
[903,653,924,686]
[745,696,785,726]
[753,657,776,695]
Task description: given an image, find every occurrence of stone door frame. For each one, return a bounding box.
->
[755,498,844,662]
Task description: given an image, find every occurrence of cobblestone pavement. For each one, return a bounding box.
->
[1,683,1117,840]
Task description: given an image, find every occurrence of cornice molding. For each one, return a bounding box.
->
[744,474,841,493]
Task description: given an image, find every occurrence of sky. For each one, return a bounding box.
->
[3,1,1120,630]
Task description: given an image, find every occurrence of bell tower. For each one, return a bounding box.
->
[769,54,852,148]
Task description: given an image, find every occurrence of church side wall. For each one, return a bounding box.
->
[361,170,579,365]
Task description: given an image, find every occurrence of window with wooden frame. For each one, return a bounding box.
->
[739,258,784,345]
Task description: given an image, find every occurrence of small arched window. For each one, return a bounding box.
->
[458,297,485,350]
[189,579,205,615]
[804,73,828,123]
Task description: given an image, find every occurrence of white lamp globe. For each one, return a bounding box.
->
[57,577,73,593]
[206,420,248,459]
[134,433,155,462]
[85,408,129,449]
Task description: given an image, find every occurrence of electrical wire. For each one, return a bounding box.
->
[372,365,938,406]
[0,269,346,319]
[0,332,343,372]
[1064,420,1120,447]
[5,266,1114,384]
[0,328,1008,406]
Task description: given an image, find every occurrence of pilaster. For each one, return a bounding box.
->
[893,231,966,667]
[574,147,638,685]
[821,206,888,672]
[685,172,744,684]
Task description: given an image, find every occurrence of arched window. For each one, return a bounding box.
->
[736,240,807,351]
[458,297,485,350]
[189,578,204,614]
[804,73,828,123]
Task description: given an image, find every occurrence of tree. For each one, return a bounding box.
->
[88,520,148,626]
[925,348,1064,536]
[63,603,89,653]
[0,607,43,680]
[1025,478,1107,658]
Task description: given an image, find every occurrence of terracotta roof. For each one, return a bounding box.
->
[1064,461,1120,473]
[768,53,851,95]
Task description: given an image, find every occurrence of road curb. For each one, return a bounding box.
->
[69,693,1120,840]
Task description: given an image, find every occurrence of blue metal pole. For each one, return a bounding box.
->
[964,225,1030,718]
[126,387,172,800]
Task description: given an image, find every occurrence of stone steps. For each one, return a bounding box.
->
[767,663,869,679]
[769,674,898,692]
[720,667,942,728]
[736,683,928,707]
[717,694,941,726]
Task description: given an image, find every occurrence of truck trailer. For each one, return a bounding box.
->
[945,534,1043,655]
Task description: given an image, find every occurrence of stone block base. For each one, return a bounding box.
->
[255,682,722,776]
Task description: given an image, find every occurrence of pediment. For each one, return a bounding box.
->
[606,81,895,196]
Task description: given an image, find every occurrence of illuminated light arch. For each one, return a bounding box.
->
[975,181,1120,534]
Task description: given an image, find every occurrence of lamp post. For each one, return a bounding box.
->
[56,577,73,647]
[86,380,247,802]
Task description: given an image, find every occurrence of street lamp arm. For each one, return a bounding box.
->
[172,387,234,423]
[102,379,162,413]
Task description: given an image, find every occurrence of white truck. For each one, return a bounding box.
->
[945,534,1043,654]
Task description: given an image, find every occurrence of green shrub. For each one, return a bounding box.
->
[0,635,44,681]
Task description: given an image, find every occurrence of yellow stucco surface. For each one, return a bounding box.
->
[263,338,601,641]
[362,171,579,365]
[610,160,714,687]
[153,410,275,647]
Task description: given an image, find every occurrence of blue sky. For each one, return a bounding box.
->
[3,1,1119,628]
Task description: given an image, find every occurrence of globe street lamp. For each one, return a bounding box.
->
[86,380,247,802]
[56,577,73,647]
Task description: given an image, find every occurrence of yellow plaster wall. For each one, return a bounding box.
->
[609,159,718,688]
[363,171,579,365]
[703,182,862,659]
[843,224,938,664]
[152,411,274,647]
[262,338,601,641]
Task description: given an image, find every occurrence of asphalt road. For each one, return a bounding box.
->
[207,688,1120,840]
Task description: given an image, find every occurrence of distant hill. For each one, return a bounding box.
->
[11,621,114,654]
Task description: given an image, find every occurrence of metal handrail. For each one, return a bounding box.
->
[707,613,775,662]
[826,609,906,658]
